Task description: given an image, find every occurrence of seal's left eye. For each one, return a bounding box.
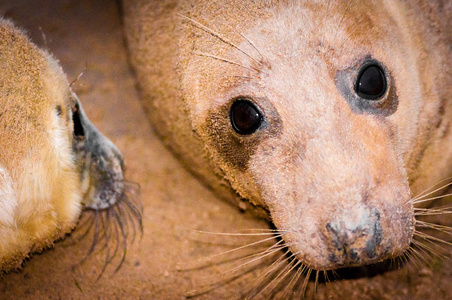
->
[230,99,263,135]
[355,64,387,100]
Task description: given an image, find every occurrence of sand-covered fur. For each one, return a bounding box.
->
[124,0,451,270]
[0,18,128,273]
[0,19,82,271]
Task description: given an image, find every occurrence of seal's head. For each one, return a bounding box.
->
[0,18,132,272]
[193,3,416,269]
[124,0,451,271]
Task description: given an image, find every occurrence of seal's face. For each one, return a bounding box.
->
[0,19,127,272]
[124,0,449,272]
[190,2,428,270]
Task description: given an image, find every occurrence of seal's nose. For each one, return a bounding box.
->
[325,209,382,266]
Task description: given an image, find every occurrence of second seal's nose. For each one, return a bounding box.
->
[325,209,382,265]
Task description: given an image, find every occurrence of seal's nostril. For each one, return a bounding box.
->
[350,249,358,260]
[366,238,377,258]
[326,222,333,232]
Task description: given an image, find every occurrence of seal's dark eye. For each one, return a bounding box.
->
[355,64,387,100]
[230,99,263,135]
[72,104,85,138]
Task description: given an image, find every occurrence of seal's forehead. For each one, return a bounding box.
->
[0,18,74,163]
[245,1,401,65]
[0,18,74,114]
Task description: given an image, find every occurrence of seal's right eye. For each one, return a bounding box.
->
[355,64,387,100]
[72,104,85,138]
[229,99,263,135]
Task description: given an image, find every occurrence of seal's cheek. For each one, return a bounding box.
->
[202,94,283,206]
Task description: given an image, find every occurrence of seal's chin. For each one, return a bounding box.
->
[71,98,125,210]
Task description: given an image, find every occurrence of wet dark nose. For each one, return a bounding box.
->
[325,210,382,266]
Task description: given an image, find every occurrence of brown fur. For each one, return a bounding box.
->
[123,0,452,270]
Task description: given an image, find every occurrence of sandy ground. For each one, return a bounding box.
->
[0,0,451,299]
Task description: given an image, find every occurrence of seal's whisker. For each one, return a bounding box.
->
[96,212,111,281]
[412,177,452,201]
[245,249,293,298]
[290,265,309,300]
[414,230,452,247]
[121,192,144,237]
[412,236,448,260]
[414,206,452,216]
[404,246,424,270]
[217,74,253,80]
[121,201,138,243]
[339,25,361,49]
[300,267,313,299]
[314,270,320,299]
[178,14,263,67]
[107,208,121,263]
[412,240,437,261]
[397,252,408,270]
[178,235,283,272]
[186,241,284,298]
[207,240,286,279]
[412,191,452,205]
[70,183,142,278]
[239,228,287,233]
[320,0,333,46]
[194,51,260,73]
[80,209,100,264]
[189,228,285,236]
[112,206,128,272]
[400,250,412,269]
[116,201,132,240]
[255,251,302,299]
[415,220,452,234]
[278,260,306,300]
[63,213,95,247]
[186,253,276,299]
[240,33,270,66]
[410,240,443,266]
[333,0,354,44]
[69,62,87,88]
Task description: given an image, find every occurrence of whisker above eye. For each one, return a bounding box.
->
[178,14,263,67]
[194,51,260,73]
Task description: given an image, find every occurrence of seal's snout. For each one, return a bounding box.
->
[72,99,125,210]
[325,208,383,266]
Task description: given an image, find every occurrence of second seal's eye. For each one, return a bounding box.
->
[72,104,85,138]
[355,64,387,100]
[229,99,263,135]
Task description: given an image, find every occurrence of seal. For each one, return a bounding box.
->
[123,0,451,272]
[0,18,140,274]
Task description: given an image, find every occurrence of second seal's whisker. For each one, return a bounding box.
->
[194,51,260,73]
[412,177,452,201]
[179,14,263,67]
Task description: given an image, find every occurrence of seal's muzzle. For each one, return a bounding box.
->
[72,97,124,210]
